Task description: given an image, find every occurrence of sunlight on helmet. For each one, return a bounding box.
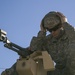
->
[65,17,68,22]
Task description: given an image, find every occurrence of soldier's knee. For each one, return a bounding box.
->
[1,71,7,75]
[1,69,13,75]
[1,63,18,75]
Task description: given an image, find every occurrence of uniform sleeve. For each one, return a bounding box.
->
[37,31,46,37]
[66,41,75,75]
[30,31,47,51]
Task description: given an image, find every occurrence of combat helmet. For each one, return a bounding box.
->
[42,11,68,29]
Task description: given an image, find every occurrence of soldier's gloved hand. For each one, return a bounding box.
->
[37,20,46,37]
[18,48,33,58]
[40,20,46,32]
[18,50,28,58]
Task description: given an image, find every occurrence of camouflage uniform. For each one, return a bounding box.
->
[30,22,75,75]
[1,63,18,75]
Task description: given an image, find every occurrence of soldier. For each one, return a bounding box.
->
[30,11,75,75]
[1,11,75,75]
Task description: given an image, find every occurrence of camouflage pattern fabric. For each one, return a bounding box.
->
[66,41,75,75]
[43,15,61,29]
[1,63,18,75]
